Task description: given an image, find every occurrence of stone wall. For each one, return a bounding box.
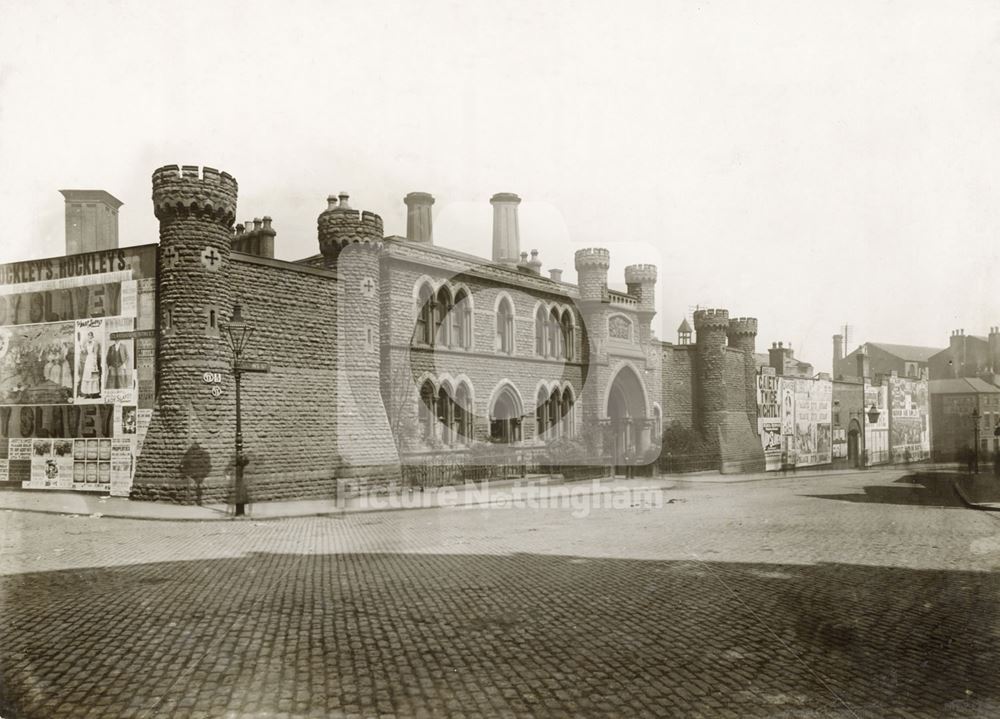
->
[225,255,341,500]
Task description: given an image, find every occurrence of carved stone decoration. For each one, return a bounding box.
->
[609,315,632,341]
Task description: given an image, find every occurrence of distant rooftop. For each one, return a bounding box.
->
[929,378,1000,394]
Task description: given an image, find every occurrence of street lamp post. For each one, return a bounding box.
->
[857,381,881,469]
[222,303,256,517]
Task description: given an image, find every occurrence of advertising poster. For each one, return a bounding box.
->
[890,376,930,461]
[0,245,157,496]
[791,378,833,468]
[103,316,136,405]
[0,322,76,405]
[781,384,795,437]
[74,318,105,403]
[832,428,847,458]
[756,369,782,470]
[110,437,134,497]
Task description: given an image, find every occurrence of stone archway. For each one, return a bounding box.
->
[847,418,861,468]
[605,365,649,473]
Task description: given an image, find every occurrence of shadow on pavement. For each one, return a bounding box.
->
[804,472,973,509]
[1,551,999,718]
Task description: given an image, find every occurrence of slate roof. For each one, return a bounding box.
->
[928,378,1000,394]
[867,343,944,362]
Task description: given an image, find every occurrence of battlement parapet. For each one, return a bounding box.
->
[693,308,730,329]
[624,264,657,283]
[727,317,758,337]
[318,193,384,257]
[152,164,238,225]
[574,247,610,270]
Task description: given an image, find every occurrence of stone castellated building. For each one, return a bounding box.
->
[0,164,766,503]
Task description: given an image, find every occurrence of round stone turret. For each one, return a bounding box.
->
[574,248,610,303]
[152,165,237,227]
[727,316,759,427]
[727,317,758,340]
[693,308,730,334]
[693,309,730,459]
[133,164,239,503]
[624,263,657,317]
[624,264,657,284]
[318,193,384,262]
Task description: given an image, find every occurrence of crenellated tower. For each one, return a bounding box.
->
[318,193,400,490]
[132,165,238,502]
[625,264,657,344]
[574,248,611,449]
[727,317,759,429]
[694,308,730,456]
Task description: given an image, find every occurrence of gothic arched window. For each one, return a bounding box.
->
[497,298,514,354]
[415,283,434,345]
[561,310,574,361]
[453,289,472,349]
[536,386,549,439]
[418,380,436,440]
[549,307,560,358]
[549,387,561,436]
[435,286,452,347]
[561,387,575,437]
[437,385,454,445]
[455,382,472,442]
[535,306,547,356]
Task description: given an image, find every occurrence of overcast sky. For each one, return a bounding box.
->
[1,0,997,372]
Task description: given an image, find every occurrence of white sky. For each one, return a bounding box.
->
[1,0,998,372]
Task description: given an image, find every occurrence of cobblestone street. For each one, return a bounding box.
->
[2,469,1000,718]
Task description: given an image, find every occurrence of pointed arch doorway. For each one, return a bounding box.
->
[606,365,649,475]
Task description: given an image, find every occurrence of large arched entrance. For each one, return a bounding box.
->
[605,365,649,474]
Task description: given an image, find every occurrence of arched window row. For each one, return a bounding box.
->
[414,280,473,350]
[418,377,474,446]
[535,383,577,441]
[534,302,576,361]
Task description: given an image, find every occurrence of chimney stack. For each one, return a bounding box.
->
[549,268,563,282]
[59,190,123,255]
[833,334,843,371]
[857,347,870,380]
[490,192,521,265]
[404,192,434,244]
[528,249,542,274]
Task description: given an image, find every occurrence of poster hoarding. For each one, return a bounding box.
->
[0,246,156,495]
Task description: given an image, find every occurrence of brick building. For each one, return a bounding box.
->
[0,164,767,503]
[927,328,1000,386]
[928,378,1000,461]
[833,336,941,381]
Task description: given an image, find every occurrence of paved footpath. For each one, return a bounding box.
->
[2,468,1000,718]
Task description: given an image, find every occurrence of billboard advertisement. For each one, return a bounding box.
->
[790,377,832,468]
[756,374,832,470]
[756,368,782,471]
[0,246,156,496]
[889,375,930,461]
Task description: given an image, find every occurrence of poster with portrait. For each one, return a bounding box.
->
[0,321,75,405]
[103,316,136,405]
[74,318,105,404]
[791,377,832,468]
[889,376,930,461]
